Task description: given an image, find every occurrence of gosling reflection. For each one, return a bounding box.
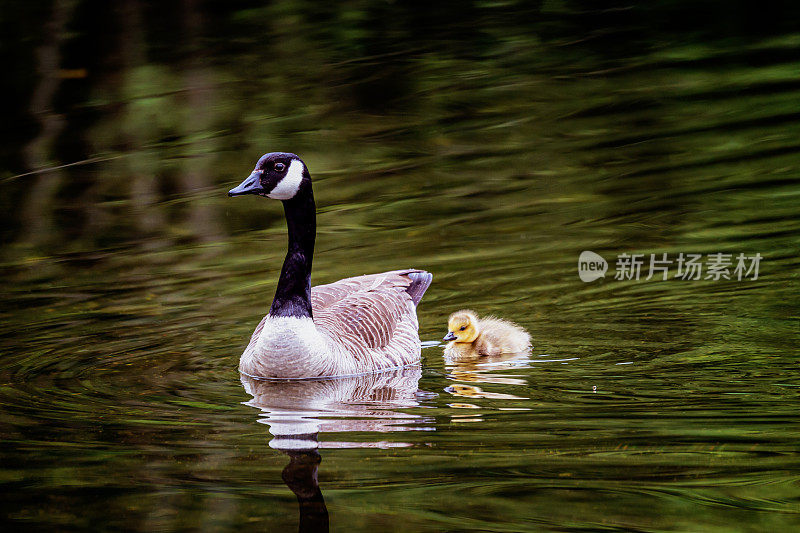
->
[445,383,527,400]
[444,351,530,401]
[241,366,430,532]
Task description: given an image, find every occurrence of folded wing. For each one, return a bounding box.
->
[311,270,429,366]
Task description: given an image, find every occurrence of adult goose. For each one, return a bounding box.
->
[228,152,432,379]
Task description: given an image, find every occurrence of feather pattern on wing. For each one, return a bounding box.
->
[312,271,413,348]
[312,270,424,368]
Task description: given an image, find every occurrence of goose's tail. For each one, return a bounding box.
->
[405,270,433,307]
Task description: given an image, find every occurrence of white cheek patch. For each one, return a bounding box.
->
[268,159,304,200]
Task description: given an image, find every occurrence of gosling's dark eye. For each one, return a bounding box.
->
[274,162,286,172]
[459,325,467,331]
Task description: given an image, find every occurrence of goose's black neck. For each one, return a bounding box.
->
[269,182,316,318]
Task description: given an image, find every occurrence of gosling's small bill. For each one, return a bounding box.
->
[443,309,531,357]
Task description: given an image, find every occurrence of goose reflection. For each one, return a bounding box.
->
[281,450,328,533]
[241,366,431,532]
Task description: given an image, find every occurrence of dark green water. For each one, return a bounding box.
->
[2,4,800,531]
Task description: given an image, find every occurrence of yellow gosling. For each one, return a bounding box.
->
[443,309,531,357]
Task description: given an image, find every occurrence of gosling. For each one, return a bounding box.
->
[443,310,531,357]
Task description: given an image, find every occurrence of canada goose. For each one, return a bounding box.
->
[443,310,530,357]
[229,152,432,379]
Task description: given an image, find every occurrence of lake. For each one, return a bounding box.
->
[1,3,799,531]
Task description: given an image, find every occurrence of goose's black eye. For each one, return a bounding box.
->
[459,325,467,331]
[274,162,286,172]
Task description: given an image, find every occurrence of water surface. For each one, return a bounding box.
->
[2,7,800,531]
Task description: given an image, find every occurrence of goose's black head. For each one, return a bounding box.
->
[228,152,309,200]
